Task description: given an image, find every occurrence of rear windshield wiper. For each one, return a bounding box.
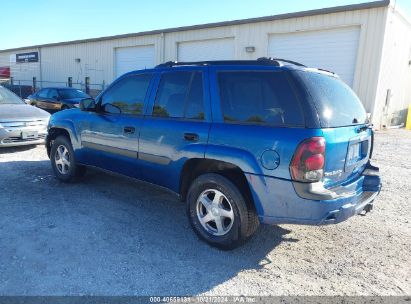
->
[357,124,373,133]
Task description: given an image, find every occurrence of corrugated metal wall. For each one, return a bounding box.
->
[374,8,411,127]
[0,48,41,87]
[0,6,390,120]
[39,35,162,88]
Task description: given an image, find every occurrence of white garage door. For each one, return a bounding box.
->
[178,38,235,61]
[115,45,155,78]
[268,27,360,86]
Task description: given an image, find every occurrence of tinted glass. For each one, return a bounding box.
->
[296,71,367,127]
[0,86,24,104]
[218,71,303,126]
[101,74,152,115]
[58,89,89,99]
[153,71,204,119]
[185,73,204,120]
[47,89,58,99]
[37,89,49,98]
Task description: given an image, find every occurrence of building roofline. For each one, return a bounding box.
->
[0,0,390,53]
[391,5,411,28]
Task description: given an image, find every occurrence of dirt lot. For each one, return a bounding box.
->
[0,130,410,296]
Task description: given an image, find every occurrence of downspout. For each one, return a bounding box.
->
[161,32,165,63]
[370,5,391,129]
[38,47,43,88]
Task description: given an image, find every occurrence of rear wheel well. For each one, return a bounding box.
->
[46,128,71,157]
[180,159,255,211]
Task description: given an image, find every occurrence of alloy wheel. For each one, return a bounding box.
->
[196,189,234,236]
[54,145,71,175]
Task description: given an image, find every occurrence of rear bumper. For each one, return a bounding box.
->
[317,190,379,225]
[246,162,381,225]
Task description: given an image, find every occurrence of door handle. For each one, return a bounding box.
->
[184,132,199,141]
[123,126,135,134]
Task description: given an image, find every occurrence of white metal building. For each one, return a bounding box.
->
[0,0,410,127]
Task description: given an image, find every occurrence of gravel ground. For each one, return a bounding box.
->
[0,129,410,296]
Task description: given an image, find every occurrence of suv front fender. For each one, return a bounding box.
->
[46,118,80,155]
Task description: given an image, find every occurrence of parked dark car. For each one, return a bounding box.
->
[28,87,90,111]
[2,84,34,99]
[46,58,382,249]
[0,86,50,147]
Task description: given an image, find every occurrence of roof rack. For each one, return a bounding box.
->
[316,67,336,75]
[155,57,305,68]
[257,57,306,67]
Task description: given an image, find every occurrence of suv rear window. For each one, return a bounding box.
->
[218,71,303,126]
[296,71,367,128]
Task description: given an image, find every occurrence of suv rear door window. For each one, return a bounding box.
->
[218,71,303,126]
[100,73,152,115]
[153,71,204,119]
[296,71,367,127]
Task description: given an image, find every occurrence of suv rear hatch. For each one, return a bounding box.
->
[295,70,372,187]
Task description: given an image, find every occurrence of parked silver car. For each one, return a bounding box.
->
[0,86,50,147]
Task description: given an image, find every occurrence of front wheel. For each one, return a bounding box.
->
[50,135,86,182]
[187,173,259,250]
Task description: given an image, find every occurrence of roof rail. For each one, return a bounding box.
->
[155,61,206,68]
[316,67,336,75]
[155,58,306,68]
[257,57,306,67]
[155,59,282,68]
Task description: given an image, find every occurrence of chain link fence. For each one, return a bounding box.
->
[1,77,106,99]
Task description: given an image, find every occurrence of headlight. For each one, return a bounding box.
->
[44,117,51,129]
[73,104,80,108]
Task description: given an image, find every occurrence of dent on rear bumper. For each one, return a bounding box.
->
[245,167,381,226]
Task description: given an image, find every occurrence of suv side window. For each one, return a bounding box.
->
[218,71,303,126]
[153,71,204,119]
[100,73,152,115]
[37,89,49,98]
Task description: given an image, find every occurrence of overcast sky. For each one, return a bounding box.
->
[0,0,410,50]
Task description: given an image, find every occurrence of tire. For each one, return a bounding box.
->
[50,135,86,182]
[187,173,259,250]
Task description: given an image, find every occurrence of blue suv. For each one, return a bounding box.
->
[46,58,382,249]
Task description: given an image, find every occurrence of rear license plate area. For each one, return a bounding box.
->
[21,131,38,140]
[348,143,361,163]
[346,139,369,168]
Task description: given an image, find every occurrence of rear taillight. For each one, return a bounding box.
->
[290,137,326,182]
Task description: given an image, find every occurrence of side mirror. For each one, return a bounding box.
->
[103,103,121,114]
[79,98,96,111]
